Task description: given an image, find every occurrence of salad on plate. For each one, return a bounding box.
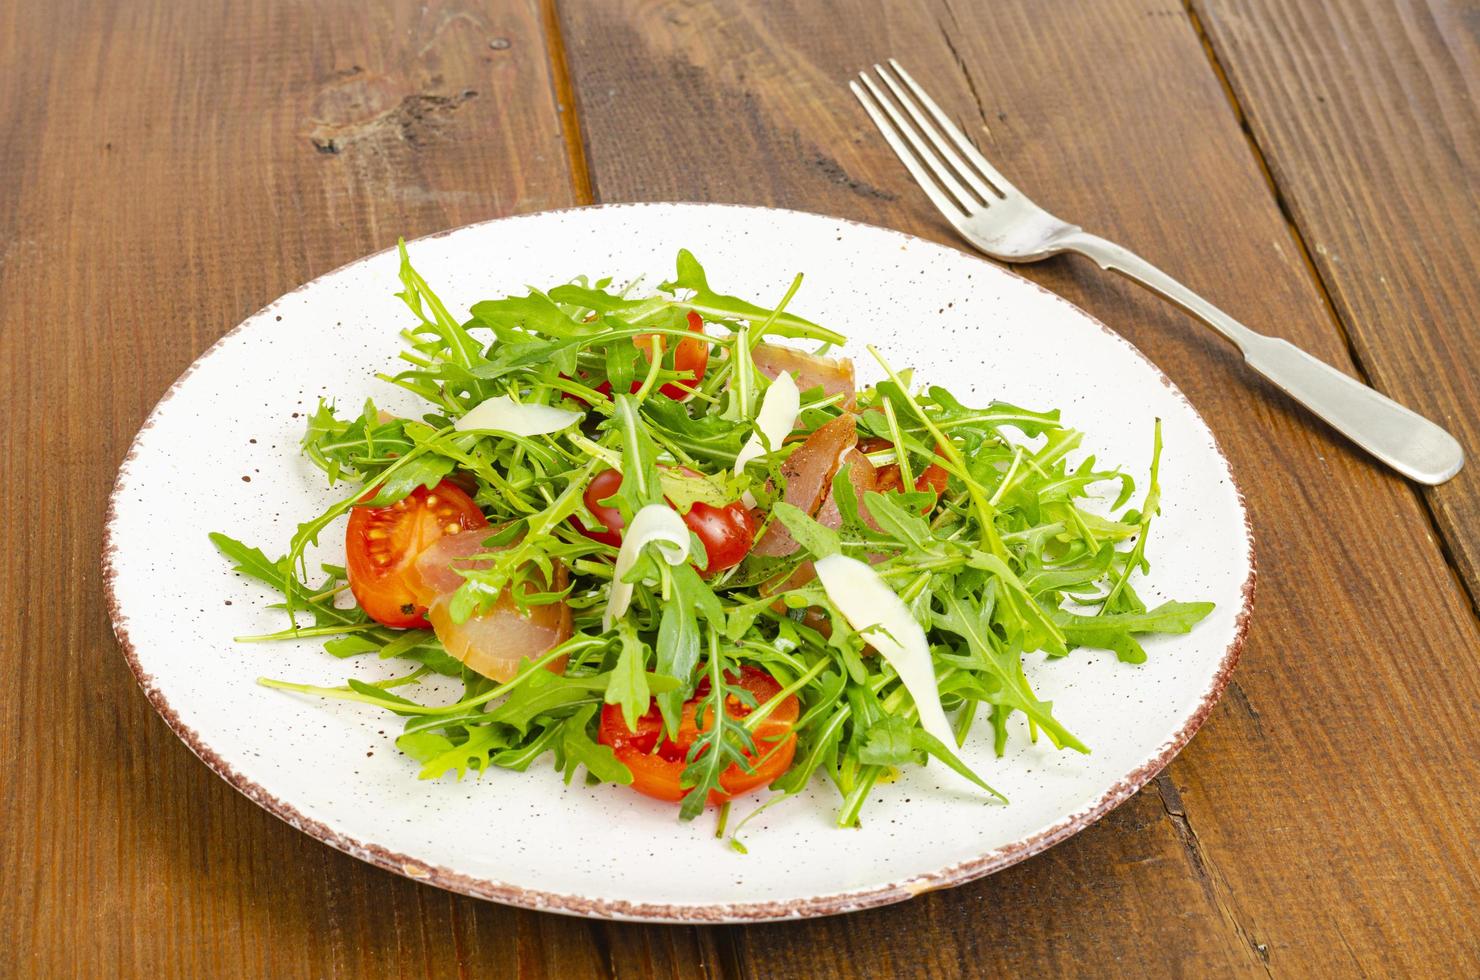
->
[212,244,1213,837]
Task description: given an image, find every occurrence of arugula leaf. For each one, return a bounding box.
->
[933,590,1085,753]
[641,396,748,463]
[910,729,1007,803]
[1053,601,1215,664]
[411,727,511,780]
[394,240,492,406]
[482,667,604,733]
[211,533,362,629]
[611,393,664,513]
[1101,419,1165,615]
[324,635,379,658]
[656,563,723,731]
[224,246,1221,839]
[724,552,802,591]
[658,467,746,512]
[557,705,633,785]
[678,634,758,821]
[546,282,664,320]
[661,249,843,344]
[771,501,841,559]
[346,677,422,708]
[858,715,916,767]
[607,619,652,731]
[465,336,584,381]
[925,389,1061,436]
[468,289,593,339]
[383,637,466,676]
[861,491,935,554]
[359,454,456,507]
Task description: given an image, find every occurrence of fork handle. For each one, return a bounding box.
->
[1059,231,1464,485]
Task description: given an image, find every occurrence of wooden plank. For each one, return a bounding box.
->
[0,1,699,976]
[726,786,1259,978]
[1191,0,1480,609]
[557,0,1480,975]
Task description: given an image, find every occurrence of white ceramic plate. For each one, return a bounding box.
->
[104,203,1254,922]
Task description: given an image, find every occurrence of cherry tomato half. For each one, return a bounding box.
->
[345,480,488,628]
[861,436,950,506]
[573,468,626,548]
[572,468,756,574]
[663,310,710,399]
[598,665,799,805]
[590,310,710,401]
[680,499,756,573]
[914,460,949,495]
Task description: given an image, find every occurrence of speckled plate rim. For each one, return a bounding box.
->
[102,202,1256,923]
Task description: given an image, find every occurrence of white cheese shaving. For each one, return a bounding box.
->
[734,370,800,507]
[813,553,955,749]
[455,395,582,437]
[602,504,691,631]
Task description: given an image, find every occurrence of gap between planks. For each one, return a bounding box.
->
[1171,6,1461,969]
[1173,4,1480,969]
[541,0,595,205]
[1183,0,1480,624]
[1154,774,1273,975]
[533,5,747,967]
[528,7,1473,973]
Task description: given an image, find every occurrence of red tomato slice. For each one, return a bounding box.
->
[679,499,756,573]
[571,468,756,574]
[345,480,488,628]
[914,461,949,495]
[861,436,950,507]
[662,310,710,399]
[571,468,626,547]
[590,310,710,401]
[598,665,799,805]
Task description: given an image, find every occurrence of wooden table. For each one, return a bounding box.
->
[4,1,1477,975]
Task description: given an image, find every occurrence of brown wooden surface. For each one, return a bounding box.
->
[3,0,1477,976]
[0,0,704,976]
[557,1,1480,974]
[1189,0,1480,611]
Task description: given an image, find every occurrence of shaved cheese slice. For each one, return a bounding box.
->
[602,504,691,631]
[734,370,800,507]
[813,554,955,749]
[455,395,582,437]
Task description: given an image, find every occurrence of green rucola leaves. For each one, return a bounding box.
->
[213,246,1216,838]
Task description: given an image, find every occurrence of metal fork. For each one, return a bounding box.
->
[852,60,1463,485]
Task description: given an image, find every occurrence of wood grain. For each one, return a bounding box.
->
[0,1,697,976]
[5,0,1479,976]
[1189,0,1480,605]
[557,0,1480,974]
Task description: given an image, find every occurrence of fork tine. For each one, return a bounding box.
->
[850,79,970,228]
[886,59,1019,198]
[856,73,978,214]
[871,64,998,204]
